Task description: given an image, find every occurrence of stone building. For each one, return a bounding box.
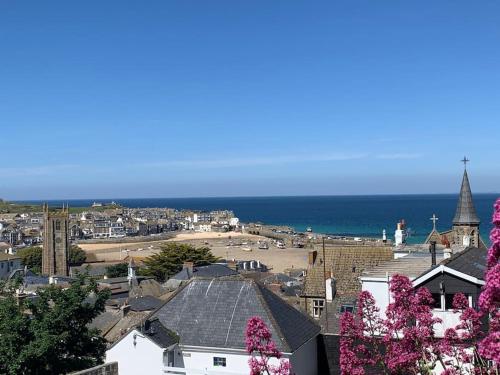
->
[42,204,69,276]
[300,242,393,333]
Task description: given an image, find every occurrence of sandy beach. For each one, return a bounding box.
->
[79,231,309,273]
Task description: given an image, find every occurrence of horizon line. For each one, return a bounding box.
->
[10,191,500,203]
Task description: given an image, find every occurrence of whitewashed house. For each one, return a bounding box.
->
[360,246,486,337]
[107,277,321,375]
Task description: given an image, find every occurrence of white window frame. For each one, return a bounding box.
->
[312,298,325,318]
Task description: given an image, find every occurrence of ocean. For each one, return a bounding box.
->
[17,194,498,244]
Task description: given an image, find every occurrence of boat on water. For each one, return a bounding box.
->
[306,227,312,233]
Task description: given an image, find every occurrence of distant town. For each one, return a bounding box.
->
[0,165,496,374]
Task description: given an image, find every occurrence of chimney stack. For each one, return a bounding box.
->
[183,261,194,273]
[308,250,317,265]
[430,241,437,266]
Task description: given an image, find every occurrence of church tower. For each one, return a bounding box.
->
[42,204,70,276]
[452,158,481,247]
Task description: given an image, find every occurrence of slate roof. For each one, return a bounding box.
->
[453,170,480,225]
[441,246,486,280]
[170,264,238,281]
[129,295,163,311]
[261,273,295,285]
[139,318,179,348]
[151,278,320,352]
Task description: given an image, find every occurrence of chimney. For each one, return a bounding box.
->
[121,304,130,318]
[325,271,335,302]
[430,241,437,266]
[443,246,452,260]
[183,262,194,273]
[308,250,317,265]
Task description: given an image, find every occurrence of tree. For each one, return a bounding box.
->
[141,243,220,282]
[17,246,42,274]
[69,244,87,265]
[16,245,86,273]
[0,274,110,374]
[105,263,128,278]
[245,316,291,375]
[340,198,500,375]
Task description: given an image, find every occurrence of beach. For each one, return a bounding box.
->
[79,231,309,273]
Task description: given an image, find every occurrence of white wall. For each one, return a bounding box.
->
[431,309,461,338]
[361,278,463,338]
[167,347,296,375]
[361,278,390,319]
[106,329,164,375]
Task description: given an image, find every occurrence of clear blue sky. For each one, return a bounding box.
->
[1,1,499,199]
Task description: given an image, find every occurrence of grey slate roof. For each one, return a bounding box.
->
[453,170,480,225]
[441,246,486,280]
[261,273,295,285]
[152,278,320,352]
[139,318,179,348]
[129,295,163,312]
[170,264,238,281]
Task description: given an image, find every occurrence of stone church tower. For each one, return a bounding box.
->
[452,168,481,248]
[42,204,69,276]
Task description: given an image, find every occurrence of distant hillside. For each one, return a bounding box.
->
[0,200,120,214]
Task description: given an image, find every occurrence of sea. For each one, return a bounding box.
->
[17,194,498,244]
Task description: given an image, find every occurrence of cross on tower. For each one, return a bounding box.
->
[430,214,439,231]
[461,156,469,169]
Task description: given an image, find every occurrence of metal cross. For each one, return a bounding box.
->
[430,214,439,231]
[461,156,469,169]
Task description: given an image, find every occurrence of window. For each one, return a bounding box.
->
[164,350,175,367]
[55,220,61,231]
[312,299,325,318]
[213,357,226,367]
[340,304,354,313]
[444,293,456,310]
[431,293,442,309]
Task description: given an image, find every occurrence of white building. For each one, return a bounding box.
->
[360,246,486,338]
[107,278,321,375]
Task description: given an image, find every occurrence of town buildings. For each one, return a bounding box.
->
[107,277,321,375]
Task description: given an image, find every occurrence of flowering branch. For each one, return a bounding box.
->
[245,316,291,375]
[340,198,500,374]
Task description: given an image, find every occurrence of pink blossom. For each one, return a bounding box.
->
[245,316,291,375]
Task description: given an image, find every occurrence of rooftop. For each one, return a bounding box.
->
[361,253,443,279]
[152,277,320,352]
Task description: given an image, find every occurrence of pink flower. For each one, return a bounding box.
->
[245,316,291,375]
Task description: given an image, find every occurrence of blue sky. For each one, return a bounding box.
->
[1,1,499,199]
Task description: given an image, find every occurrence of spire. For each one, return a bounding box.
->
[453,164,480,225]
